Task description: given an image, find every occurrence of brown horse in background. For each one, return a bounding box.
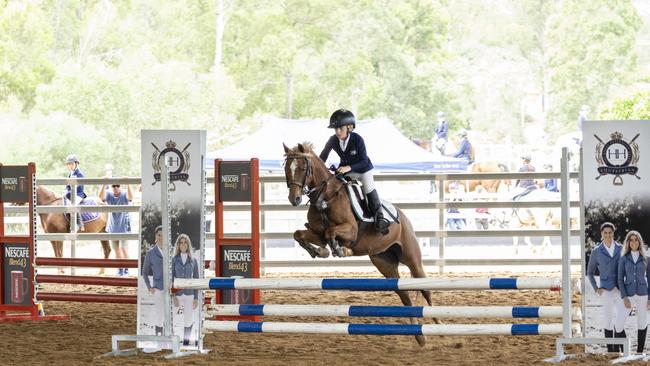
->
[283,142,435,346]
[36,185,110,274]
[444,160,511,193]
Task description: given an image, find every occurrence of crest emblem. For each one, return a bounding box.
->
[151,140,191,190]
[594,131,640,186]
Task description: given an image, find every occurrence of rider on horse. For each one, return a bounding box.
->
[319,109,390,235]
[432,111,448,153]
[64,154,88,231]
[451,129,474,164]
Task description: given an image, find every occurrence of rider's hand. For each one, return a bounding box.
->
[336,166,351,174]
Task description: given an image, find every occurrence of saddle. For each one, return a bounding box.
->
[343,181,400,225]
[63,197,101,223]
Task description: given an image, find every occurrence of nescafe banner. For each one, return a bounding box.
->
[219,162,251,202]
[220,245,253,304]
[2,243,31,305]
[0,165,30,203]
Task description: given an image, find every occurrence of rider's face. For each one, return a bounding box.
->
[335,126,349,140]
[66,162,76,171]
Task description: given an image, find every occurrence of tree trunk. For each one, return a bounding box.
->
[214,0,225,70]
[285,72,293,119]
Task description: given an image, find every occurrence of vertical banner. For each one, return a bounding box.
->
[582,120,649,353]
[2,244,31,305]
[138,130,206,350]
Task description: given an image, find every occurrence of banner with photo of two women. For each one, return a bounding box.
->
[138,130,206,350]
[582,120,650,353]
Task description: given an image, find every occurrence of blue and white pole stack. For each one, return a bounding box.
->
[175,277,562,291]
[207,304,581,319]
[203,321,579,336]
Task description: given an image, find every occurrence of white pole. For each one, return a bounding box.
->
[161,158,172,337]
[560,147,572,338]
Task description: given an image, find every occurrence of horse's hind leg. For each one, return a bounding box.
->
[52,240,65,274]
[100,240,111,275]
[370,252,427,347]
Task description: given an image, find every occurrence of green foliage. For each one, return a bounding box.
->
[35,52,244,175]
[0,0,647,176]
[546,0,641,131]
[600,91,650,120]
[0,2,54,112]
[0,112,112,180]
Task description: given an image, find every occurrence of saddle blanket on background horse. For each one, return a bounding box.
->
[63,198,101,223]
[345,183,399,224]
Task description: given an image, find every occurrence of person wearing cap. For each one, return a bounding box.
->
[64,154,87,231]
[319,109,390,240]
[432,111,449,153]
[100,176,133,276]
[515,154,536,189]
[450,129,474,164]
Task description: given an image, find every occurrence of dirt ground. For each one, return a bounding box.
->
[0,271,636,366]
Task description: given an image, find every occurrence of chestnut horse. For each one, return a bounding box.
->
[36,185,111,274]
[283,142,434,346]
[444,161,510,193]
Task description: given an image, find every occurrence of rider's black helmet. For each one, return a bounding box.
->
[65,154,80,164]
[328,109,356,129]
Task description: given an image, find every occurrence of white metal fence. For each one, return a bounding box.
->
[3,171,581,273]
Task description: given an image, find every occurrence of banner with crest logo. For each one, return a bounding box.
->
[582,121,649,353]
[138,130,206,350]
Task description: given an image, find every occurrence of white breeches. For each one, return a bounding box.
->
[175,294,195,326]
[615,294,649,331]
[346,170,375,194]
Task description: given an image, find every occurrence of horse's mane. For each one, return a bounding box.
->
[285,142,317,157]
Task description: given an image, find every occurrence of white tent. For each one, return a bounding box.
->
[207,117,467,172]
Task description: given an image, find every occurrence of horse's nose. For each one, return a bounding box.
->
[290,195,301,206]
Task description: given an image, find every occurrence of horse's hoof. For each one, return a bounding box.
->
[341,247,353,257]
[415,335,427,347]
[335,247,345,257]
[317,248,330,258]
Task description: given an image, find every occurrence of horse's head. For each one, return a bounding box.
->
[283,142,325,206]
[35,185,62,206]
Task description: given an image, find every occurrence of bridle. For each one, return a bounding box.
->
[284,154,315,196]
[284,154,345,211]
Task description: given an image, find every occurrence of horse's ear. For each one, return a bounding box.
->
[283,143,290,153]
[297,143,306,153]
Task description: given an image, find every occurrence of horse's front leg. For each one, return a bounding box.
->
[99,240,111,275]
[293,227,329,258]
[324,223,357,257]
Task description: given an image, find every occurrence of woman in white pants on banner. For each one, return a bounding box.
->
[172,234,199,346]
[587,222,623,352]
[616,230,650,355]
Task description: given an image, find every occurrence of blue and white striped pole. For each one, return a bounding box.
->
[207,304,581,319]
[176,277,562,291]
[203,321,578,336]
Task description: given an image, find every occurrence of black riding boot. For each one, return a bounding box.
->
[638,327,647,354]
[615,329,627,353]
[604,329,615,353]
[366,190,389,235]
[183,325,193,346]
[155,326,163,336]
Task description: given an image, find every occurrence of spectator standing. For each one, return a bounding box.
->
[100,177,133,276]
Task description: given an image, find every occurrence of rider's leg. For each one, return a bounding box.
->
[366,189,388,234]
[76,195,85,231]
